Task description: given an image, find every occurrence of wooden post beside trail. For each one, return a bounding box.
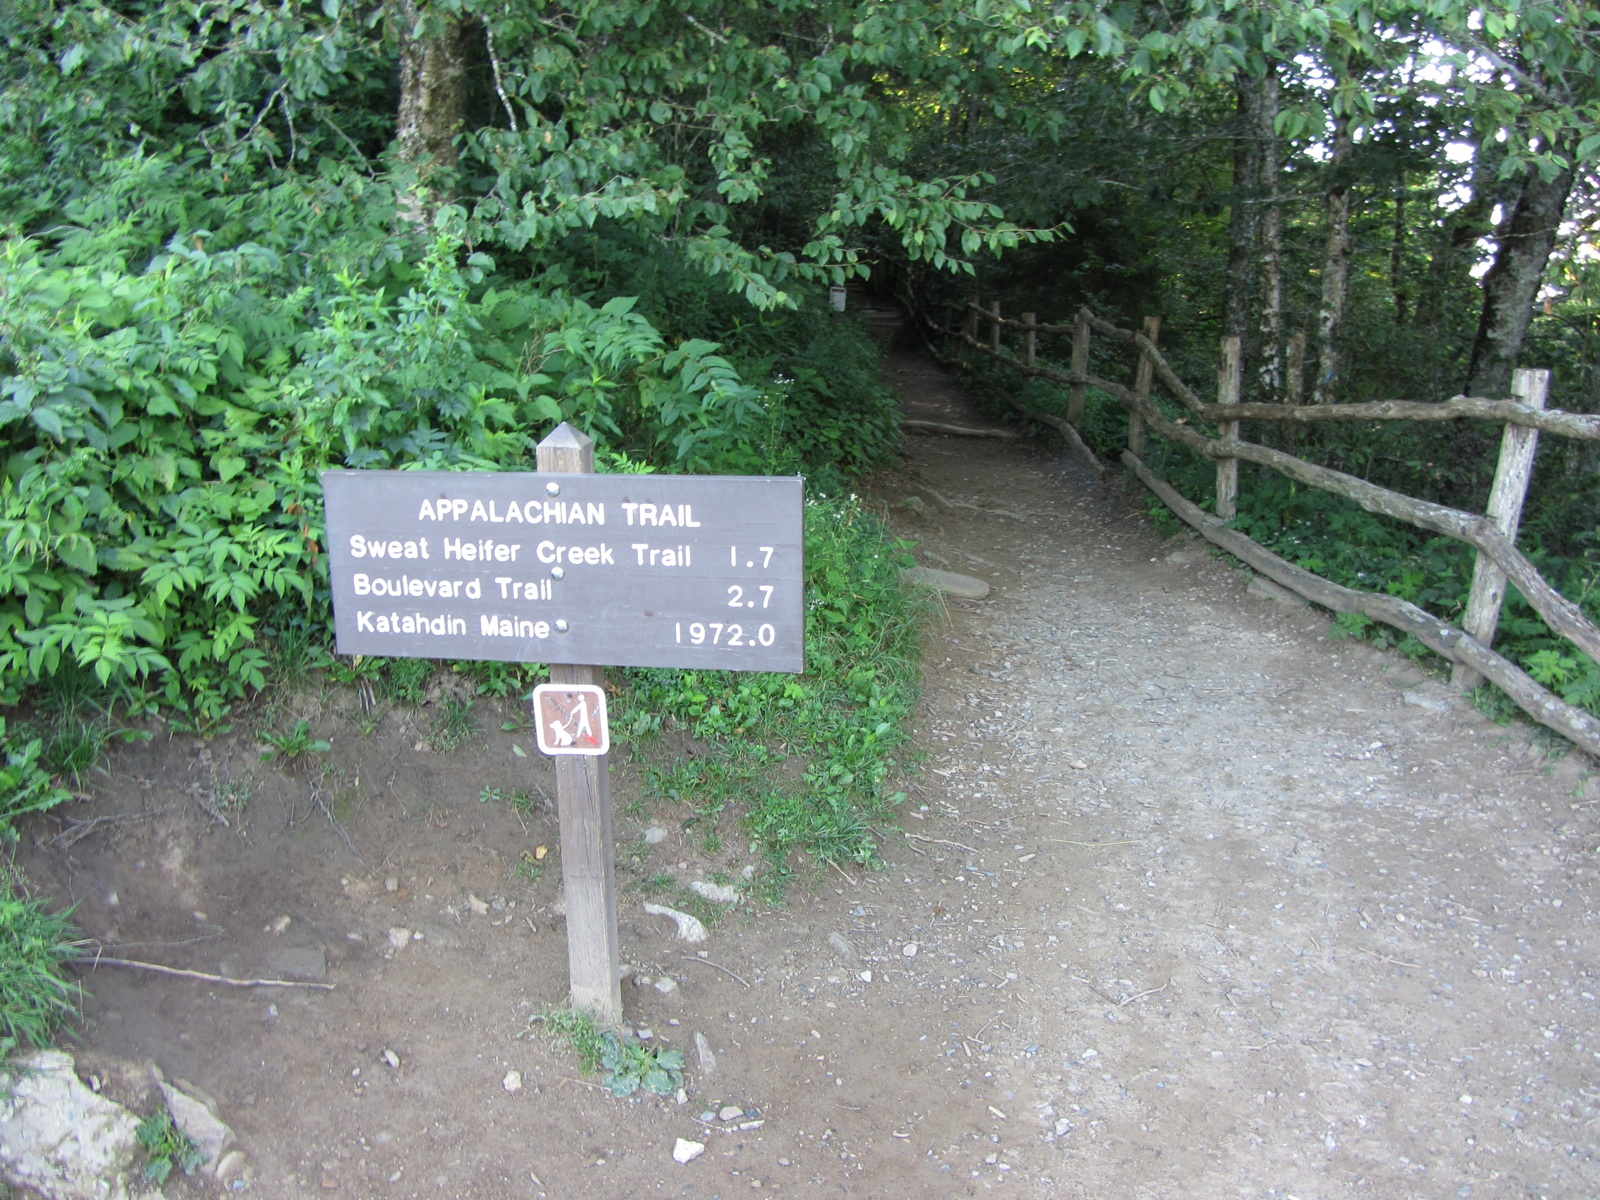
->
[536,425,623,1026]
[1128,316,1161,458]
[1216,335,1243,521]
[962,295,979,366]
[1068,312,1090,428]
[1285,331,1306,406]
[989,300,1002,356]
[1452,368,1551,692]
[1022,313,1037,369]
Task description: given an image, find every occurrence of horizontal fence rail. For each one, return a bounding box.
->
[893,286,1600,759]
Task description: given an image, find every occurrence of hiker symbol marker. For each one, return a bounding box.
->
[532,684,609,756]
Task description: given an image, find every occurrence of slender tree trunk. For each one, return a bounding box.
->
[1390,171,1408,325]
[1415,133,1508,336]
[1313,110,1354,405]
[1256,64,1283,401]
[1223,80,1263,348]
[1465,143,1576,397]
[394,0,470,223]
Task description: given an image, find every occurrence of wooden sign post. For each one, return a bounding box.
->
[320,424,805,1027]
[537,425,622,1024]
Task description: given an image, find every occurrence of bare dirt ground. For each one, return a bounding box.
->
[19,347,1600,1200]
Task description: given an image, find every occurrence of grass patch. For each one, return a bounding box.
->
[0,881,84,1053]
[619,493,924,887]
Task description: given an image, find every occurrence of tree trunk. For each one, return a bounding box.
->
[1464,144,1576,397]
[1313,110,1354,405]
[394,0,470,222]
[1256,64,1283,401]
[1414,133,1508,332]
[1223,80,1263,349]
[1390,171,1408,326]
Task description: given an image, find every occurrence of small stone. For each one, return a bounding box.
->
[644,827,668,845]
[719,1105,743,1122]
[267,915,291,935]
[382,1049,400,1069]
[900,565,990,600]
[699,1111,717,1123]
[1403,689,1451,712]
[1070,760,1089,771]
[1247,575,1308,607]
[673,1138,705,1164]
[633,974,654,988]
[214,1148,247,1182]
[637,1028,654,1040]
[385,876,399,892]
[467,894,489,916]
[642,902,707,943]
[159,1079,234,1170]
[858,970,873,983]
[503,1071,523,1093]
[690,880,739,905]
[902,942,919,958]
[985,1153,998,1165]
[386,927,411,951]
[826,931,859,961]
[654,976,679,995]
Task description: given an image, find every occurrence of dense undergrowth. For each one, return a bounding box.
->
[960,360,1600,723]
[0,180,910,1052]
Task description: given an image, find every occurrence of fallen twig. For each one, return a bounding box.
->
[903,419,1020,440]
[1046,838,1136,848]
[1361,948,1419,968]
[1119,978,1170,1006]
[49,810,157,849]
[905,833,979,855]
[680,956,751,988]
[76,956,333,990]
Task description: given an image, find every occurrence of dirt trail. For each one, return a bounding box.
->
[22,348,1600,1199]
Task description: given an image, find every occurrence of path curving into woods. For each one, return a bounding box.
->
[841,346,1600,1196]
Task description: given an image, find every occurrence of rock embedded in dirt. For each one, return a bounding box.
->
[643,827,668,844]
[693,1032,716,1075]
[0,1050,152,1200]
[502,1071,523,1093]
[157,1078,234,1172]
[825,931,859,961]
[1402,689,1451,712]
[1246,575,1308,608]
[689,880,739,905]
[672,1138,704,1165]
[642,902,708,943]
[718,1105,743,1122]
[900,565,990,600]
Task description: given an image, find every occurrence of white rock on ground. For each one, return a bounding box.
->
[157,1078,234,1172]
[641,903,707,943]
[688,880,738,905]
[672,1138,705,1164]
[0,1050,160,1200]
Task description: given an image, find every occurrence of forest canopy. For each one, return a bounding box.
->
[0,0,1597,720]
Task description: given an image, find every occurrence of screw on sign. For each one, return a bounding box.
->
[533,684,609,756]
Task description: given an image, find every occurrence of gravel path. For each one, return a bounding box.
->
[856,348,1600,1197]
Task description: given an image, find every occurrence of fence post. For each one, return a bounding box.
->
[1452,367,1551,691]
[962,295,979,366]
[1216,335,1243,520]
[1022,313,1037,369]
[1068,312,1089,427]
[989,300,1002,356]
[535,425,624,1026]
[1127,316,1162,458]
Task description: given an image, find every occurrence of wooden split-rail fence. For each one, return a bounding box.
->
[897,291,1600,759]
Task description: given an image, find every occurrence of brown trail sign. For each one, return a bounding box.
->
[322,423,805,1024]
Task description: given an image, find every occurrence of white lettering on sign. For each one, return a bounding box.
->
[418,498,605,525]
[535,541,615,566]
[355,610,468,636]
[630,543,693,567]
[619,502,702,528]
[480,614,552,639]
[349,534,430,560]
[353,574,479,599]
[442,538,522,563]
[493,577,554,601]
